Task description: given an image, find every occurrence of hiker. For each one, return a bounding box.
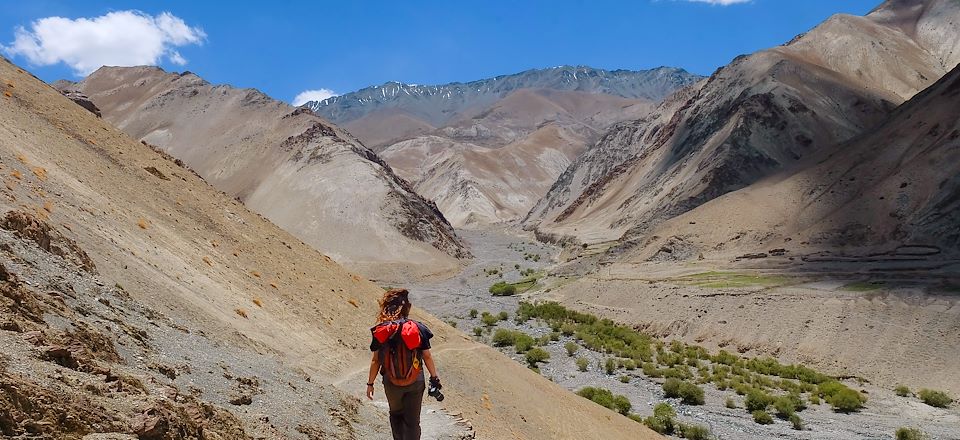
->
[367,288,441,440]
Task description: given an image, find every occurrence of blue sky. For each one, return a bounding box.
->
[2,0,882,104]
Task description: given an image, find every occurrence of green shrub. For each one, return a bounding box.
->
[679,381,706,405]
[576,357,589,372]
[816,381,866,412]
[809,394,821,405]
[604,358,617,375]
[576,387,631,415]
[725,397,737,409]
[662,378,705,405]
[565,342,578,356]
[663,378,682,398]
[619,375,630,383]
[827,387,866,412]
[480,313,499,327]
[560,322,576,336]
[535,334,552,346]
[492,329,517,347]
[744,389,773,412]
[549,331,560,341]
[525,348,550,366]
[752,410,773,425]
[497,311,509,321]
[895,427,929,440]
[679,423,713,440]
[789,413,804,430]
[612,395,632,415]
[514,333,536,353]
[773,395,796,419]
[643,403,676,434]
[489,281,517,296]
[469,309,478,318]
[472,327,483,337]
[895,385,912,397]
[918,389,953,408]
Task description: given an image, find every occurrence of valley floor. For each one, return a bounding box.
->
[408,227,960,440]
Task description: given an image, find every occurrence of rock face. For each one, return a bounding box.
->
[308,67,701,226]
[63,66,467,281]
[525,0,960,244]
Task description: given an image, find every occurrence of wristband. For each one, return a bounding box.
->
[366,382,374,386]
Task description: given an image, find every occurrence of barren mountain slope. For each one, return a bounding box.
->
[61,66,466,282]
[0,58,660,439]
[629,61,960,262]
[526,0,960,244]
[307,67,696,227]
[379,89,656,226]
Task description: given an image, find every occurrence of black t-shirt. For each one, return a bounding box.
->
[370,320,433,382]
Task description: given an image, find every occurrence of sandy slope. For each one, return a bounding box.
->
[61,66,466,282]
[0,57,659,439]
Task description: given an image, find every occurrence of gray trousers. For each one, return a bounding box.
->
[382,380,426,440]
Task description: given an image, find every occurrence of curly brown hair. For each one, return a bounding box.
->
[377,288,411,323]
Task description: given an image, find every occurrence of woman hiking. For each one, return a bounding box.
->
[366,288,441,440]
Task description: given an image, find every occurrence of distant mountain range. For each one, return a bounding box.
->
[302,66,702,226]
[306,66,702,127]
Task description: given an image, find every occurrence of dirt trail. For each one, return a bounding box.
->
[333,346,483,440]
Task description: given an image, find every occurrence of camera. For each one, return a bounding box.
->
[428,377,444,401]
[428,384,444,401]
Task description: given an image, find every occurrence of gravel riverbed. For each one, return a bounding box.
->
[408,228,960,440]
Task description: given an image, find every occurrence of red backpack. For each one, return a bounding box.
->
[372,319,422,386]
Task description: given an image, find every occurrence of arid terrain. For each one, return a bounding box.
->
[309,66,700,227]
[57,66,467,282]
[408,229,960,439]
[0,56,660,439]
[2,0,959,439]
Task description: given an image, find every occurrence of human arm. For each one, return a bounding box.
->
[366,351,380,400]
[422,349,439,381]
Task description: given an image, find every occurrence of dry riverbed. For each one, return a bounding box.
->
[408,228,960,440]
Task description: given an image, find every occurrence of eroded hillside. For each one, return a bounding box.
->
[0,57,660,439]
[59,66,466,282]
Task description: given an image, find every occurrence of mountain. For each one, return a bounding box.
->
[307,65,701,133]
[0,56,659,439]
[630,60,960,262]
[58,66,468,282]
[307,66,700,226]
[525,0,960,245]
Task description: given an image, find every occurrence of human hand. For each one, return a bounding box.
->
[366,384,375,400]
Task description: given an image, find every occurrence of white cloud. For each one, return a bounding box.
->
[2,11,205,76]
[292,88,338,106]
[681,0,751,5]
